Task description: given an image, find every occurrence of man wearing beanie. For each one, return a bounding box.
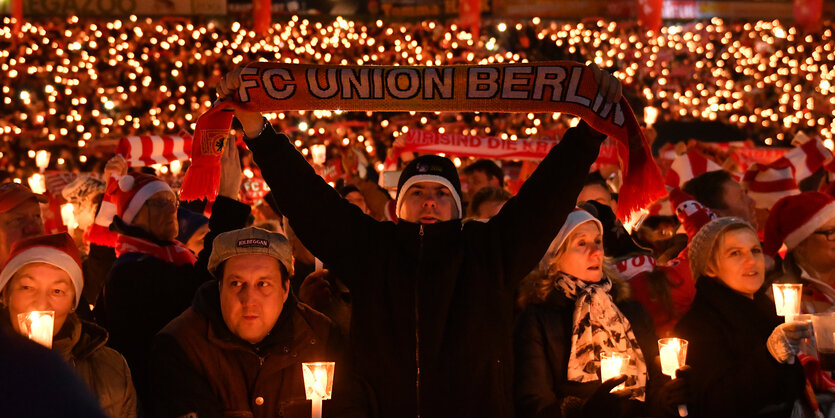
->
[148,227,369,418]
[219,66,621,418]
[98,144,251,404]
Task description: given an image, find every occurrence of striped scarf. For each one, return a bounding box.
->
[556,273,648,400]
[115,234,197,266]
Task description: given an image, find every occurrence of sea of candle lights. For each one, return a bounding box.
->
[0,15,832,180]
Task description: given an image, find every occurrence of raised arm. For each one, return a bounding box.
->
[489,121,606,286]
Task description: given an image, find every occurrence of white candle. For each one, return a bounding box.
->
[311,144,327,165]
[773,283,802,323]
[658,338,689,417]
[17,311,55,349]
[302,362,335,418]
[599,352,629,391]
[644,106,659,126]
[27,173,46,194]
[35,150,50,172]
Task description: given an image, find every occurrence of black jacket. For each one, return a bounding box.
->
[513,278,662,418]
[245,122,604,418]
[674,277,806,418]
[148,282,371,418]
[100,196,250,403]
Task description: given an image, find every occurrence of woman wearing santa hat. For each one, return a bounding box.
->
[765,191,835,314]
[0,233,137,418]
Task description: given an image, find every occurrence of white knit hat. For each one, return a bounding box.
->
[539,208,603,271]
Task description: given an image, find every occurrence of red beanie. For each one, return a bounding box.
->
[0,233,83,308]
[764,191,835,256]
[669,188,718,239]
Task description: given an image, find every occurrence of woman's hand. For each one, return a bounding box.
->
[767,320,813,363]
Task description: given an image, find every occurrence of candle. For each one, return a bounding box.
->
[302,362,335,418]
[170,160,182,176]
[658,338,689,417]
[35,150,50,172]
[644,106,659,126]
[311,144,327,165]
[599,352,629,391]
[27,173,46,194]
[773,283,802,323]
[17,311,55,348]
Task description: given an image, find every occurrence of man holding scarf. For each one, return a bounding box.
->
[99,142,250,404]
[215,65,622,417]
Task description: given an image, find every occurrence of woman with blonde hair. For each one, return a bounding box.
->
[514,208,684,418]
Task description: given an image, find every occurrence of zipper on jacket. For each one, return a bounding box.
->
[415,224,424,418]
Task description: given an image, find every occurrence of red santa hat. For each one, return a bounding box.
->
[741,158,800,210]
[665,150,723,188]
[0,233,84,308]
[669,188,718,239]
[764,191,835,256]
[103,172,174,225]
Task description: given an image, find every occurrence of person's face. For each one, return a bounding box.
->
[133,191,179,241]
[795,216,835,274]
[345,191,368,214]
[719,180,757,226]
[705,228,764,299]
[577,183,613,208]
[184,223,210,255]
[399,182,456,224]
[0,199,45,265]
[465,171,498,198]
[556,222,604,283]
[476,199,506,220]
[220,254,289,345]
[3,263,75,336]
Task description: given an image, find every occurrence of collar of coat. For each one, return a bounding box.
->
[693,276,781,335]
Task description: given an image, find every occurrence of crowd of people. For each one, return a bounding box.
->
[1,11,835,418]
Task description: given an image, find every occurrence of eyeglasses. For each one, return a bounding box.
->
[813,229,835,241]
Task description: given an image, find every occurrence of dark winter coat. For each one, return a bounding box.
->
[674,277,806,418]
[513,276,662,418]
[1,310,136,418]
[100,196,250,402]
[148,282,370,418]
[245,122,604,418]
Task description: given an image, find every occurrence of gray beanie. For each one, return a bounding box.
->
[688,217,756,280]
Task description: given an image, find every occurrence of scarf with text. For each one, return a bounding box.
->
[556,273,648,400]
[180,61,665,220]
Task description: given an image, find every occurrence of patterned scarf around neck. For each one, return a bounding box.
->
[115,234,197,266]
[556,272,648,400]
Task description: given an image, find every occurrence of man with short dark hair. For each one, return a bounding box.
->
[0,182,47,266]
[468,186,512,220]
[463,159,504,201]
[683,170,757,226]
[148,227,366,418]
[577,172,617,214]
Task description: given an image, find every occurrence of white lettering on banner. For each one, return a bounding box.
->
[616,255,657,280]
[402,130,558,160]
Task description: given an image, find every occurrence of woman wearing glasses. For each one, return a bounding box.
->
[764,192,835,314]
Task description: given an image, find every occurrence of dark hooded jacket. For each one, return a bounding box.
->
[1,310,136,418]
[674,277,806,418]
[99,196,251,402]
[148,281,370,418]
[244,122,604,418]
[513,273,662,418]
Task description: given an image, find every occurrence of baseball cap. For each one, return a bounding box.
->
[0,182,48,213]
[208,227,293,278]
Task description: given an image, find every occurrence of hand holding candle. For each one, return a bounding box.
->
[599,352,630,392]
[17,311,55,349]
[659,338,689,417]
[772,283,802,323]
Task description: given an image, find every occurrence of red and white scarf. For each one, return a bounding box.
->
[115,234,197,266]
